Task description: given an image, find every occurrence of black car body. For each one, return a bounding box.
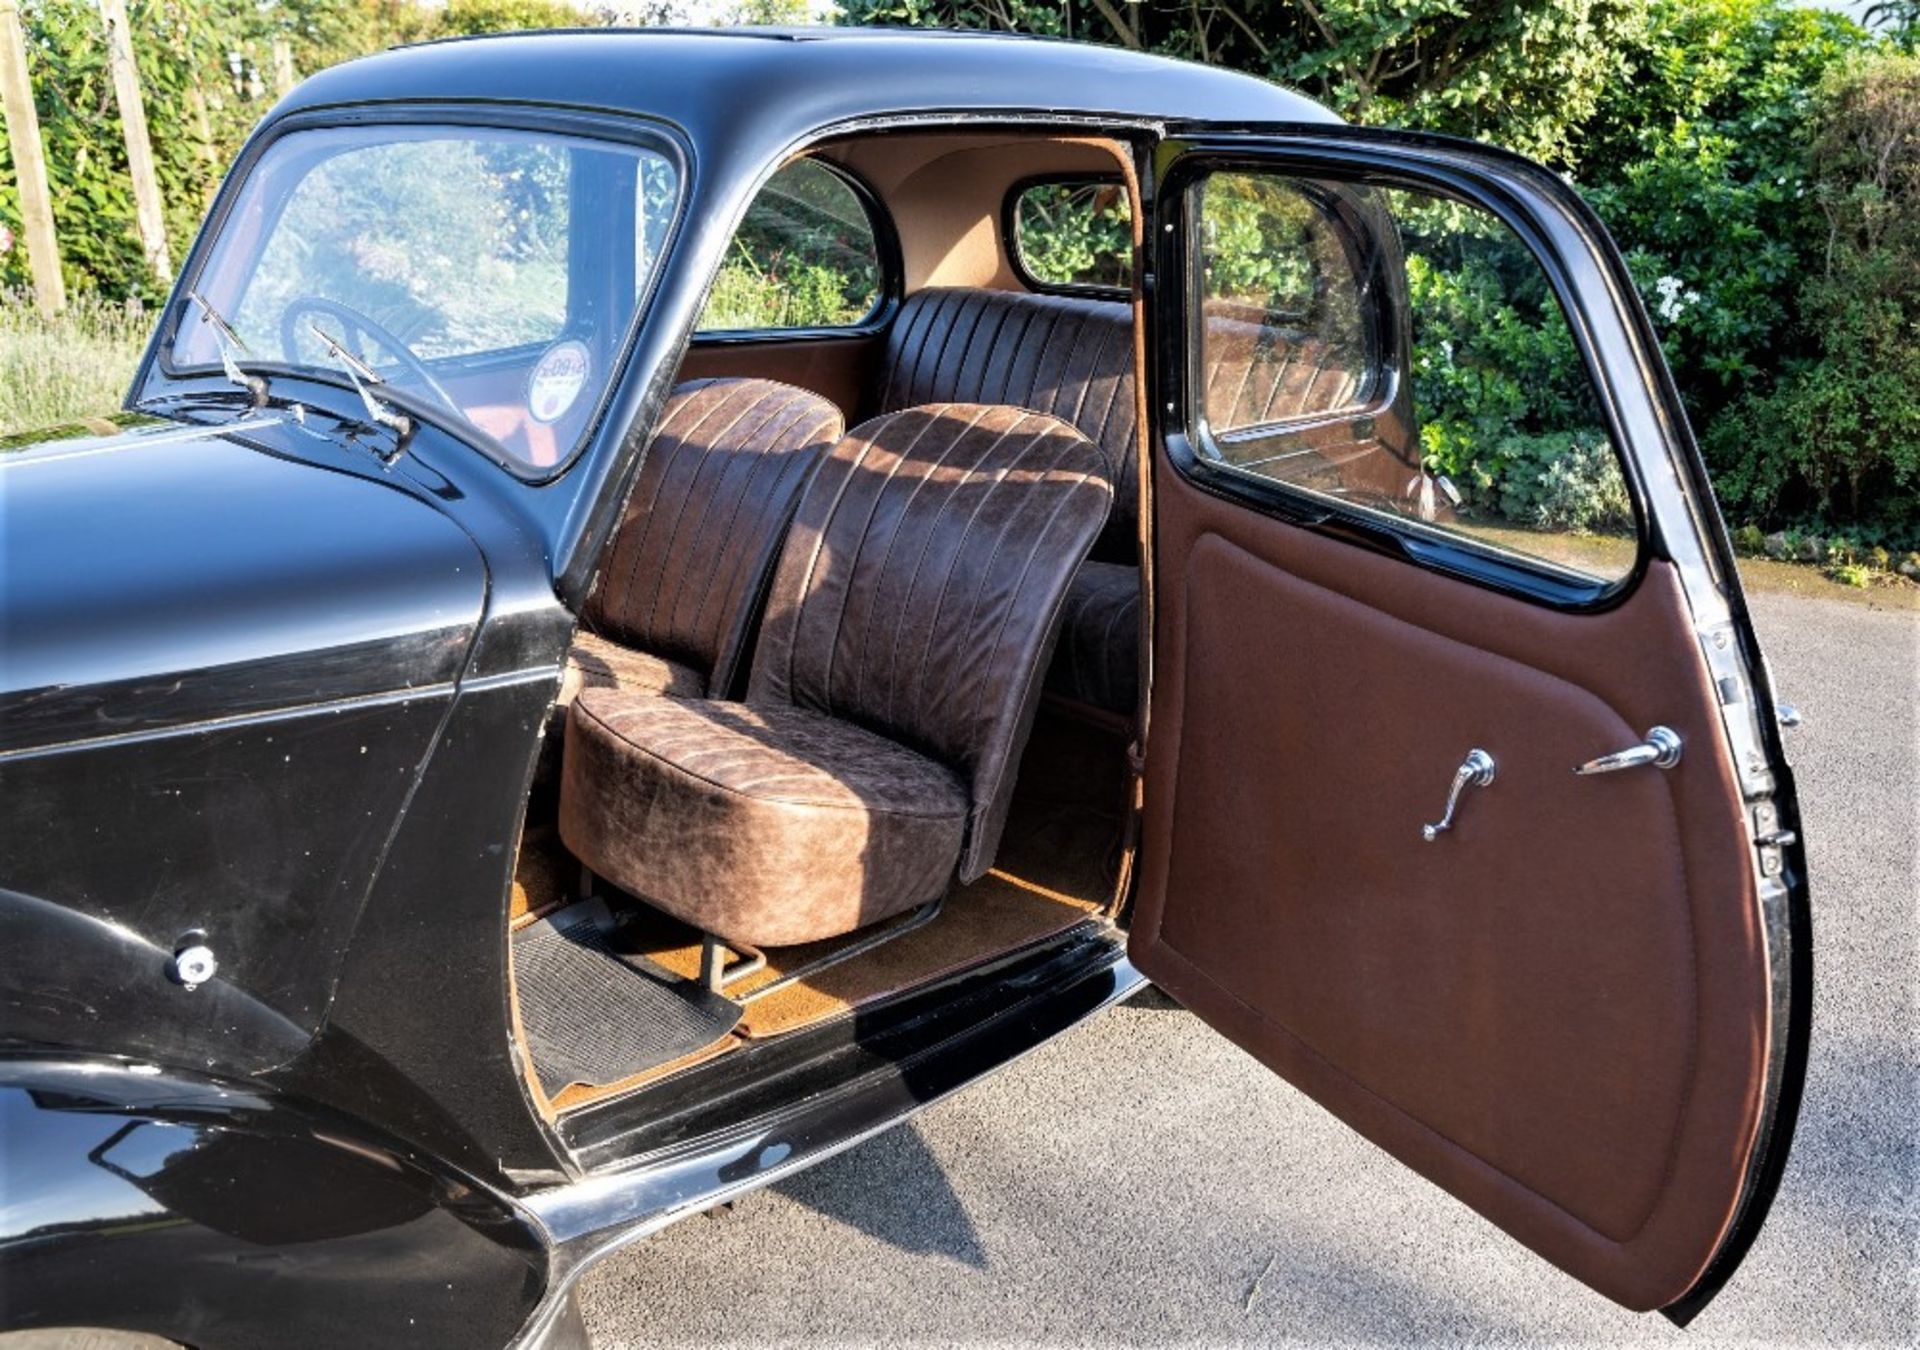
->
[1,28,1809,1349]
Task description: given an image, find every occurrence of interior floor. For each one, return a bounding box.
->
[509,706,1128,1116]
[514,898,742,1099]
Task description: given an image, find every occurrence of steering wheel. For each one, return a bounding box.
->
[280,296,461,417]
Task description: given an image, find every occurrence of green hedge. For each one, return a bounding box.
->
[0,1,591,305]
[845,0,1920,550]
[3,1,1912,547]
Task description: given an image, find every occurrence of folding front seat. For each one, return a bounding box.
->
[562,376,844,703]
[559,404,1112,953]
[875,287,1145,719]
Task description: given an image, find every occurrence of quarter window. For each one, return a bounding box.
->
[696,159,882,332]
[1190,170,1637,585]
[1010,178,1132,293]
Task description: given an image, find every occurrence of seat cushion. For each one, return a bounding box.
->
[1202,304,1365,432]
[560,689,967,948]
[558,631,705,706]
[1045,560,1141,717]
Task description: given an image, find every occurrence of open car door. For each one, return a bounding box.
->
[1132,129,1809,1322]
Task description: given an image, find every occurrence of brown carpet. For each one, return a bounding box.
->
[633,867,1103,1039]
[509,824,568,929]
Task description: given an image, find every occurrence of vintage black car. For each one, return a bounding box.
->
[0,27,1810,1349]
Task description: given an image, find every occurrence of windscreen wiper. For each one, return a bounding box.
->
[187,291,269,408]
[307,321,414,451]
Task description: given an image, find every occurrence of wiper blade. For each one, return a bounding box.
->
[307,321,413,447]
[188,291,269,408]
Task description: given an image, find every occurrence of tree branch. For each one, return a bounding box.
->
[1213,1,1271,58]
[1087,0,1143,50]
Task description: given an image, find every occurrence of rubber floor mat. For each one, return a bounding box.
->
[513,899,741,1097]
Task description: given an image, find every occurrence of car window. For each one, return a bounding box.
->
[1011,178,1132,292]
[696,159,881,332]
[174,124,679,473]
[1196,173,1373,435]
[1191,170,1636,585]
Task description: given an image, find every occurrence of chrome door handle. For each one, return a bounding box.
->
[1422,748,1496,841]
[1573,726,1682,775]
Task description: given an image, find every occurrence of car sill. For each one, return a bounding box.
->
[509,928,1141,1346]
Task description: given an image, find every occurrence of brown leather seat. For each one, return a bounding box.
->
[562,376,843,703]
[560,404,1112,948]
[1044,558,1141,716]
[876,289,1365,720]
[876,289,1141,718]
[1202,301,1365,432]
[877,288,1139,557]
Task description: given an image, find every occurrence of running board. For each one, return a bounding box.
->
[510,928,1138,1346]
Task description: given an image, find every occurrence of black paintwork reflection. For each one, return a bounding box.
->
[279,671,572,1187]
[0,888,310,1072]
[1,1061,545,1349]
[0,421,483,741]
[0,696,452,1076]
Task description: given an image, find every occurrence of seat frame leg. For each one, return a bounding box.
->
[698,933,766,994]
[736,894,946,1005]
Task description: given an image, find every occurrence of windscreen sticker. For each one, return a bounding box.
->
[528,339,592,424]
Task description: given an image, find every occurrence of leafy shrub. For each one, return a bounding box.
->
[1396,197,1619,529]
[1493,432,1636,533]
[1013,180,1130,290]
[0,1,610,306]
[1571,1,1876,515]
[697,159,879,331]
[843,2,1647,165]
[433,0,598,37]
[1708,52,1920,543]
[702,256,870,331]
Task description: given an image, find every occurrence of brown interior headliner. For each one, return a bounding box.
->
[813,131,1134,291]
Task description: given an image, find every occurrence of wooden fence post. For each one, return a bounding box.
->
[270,37,295,96]
[184,85,219,204]
[97,0,170,285]
[0,0,65,315]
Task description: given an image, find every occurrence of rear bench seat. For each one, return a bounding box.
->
[874,287,1366,719]
[875,288,1143,717]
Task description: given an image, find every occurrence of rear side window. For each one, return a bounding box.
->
[1010,178,1132,294]
[1189,169,1637,586]
[696,159,882,332]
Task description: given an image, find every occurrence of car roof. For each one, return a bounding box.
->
[274,26,1340,136]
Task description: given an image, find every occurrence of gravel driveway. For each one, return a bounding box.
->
[580,588,1918,1347]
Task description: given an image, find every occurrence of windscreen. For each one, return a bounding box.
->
[171,123,679,471]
